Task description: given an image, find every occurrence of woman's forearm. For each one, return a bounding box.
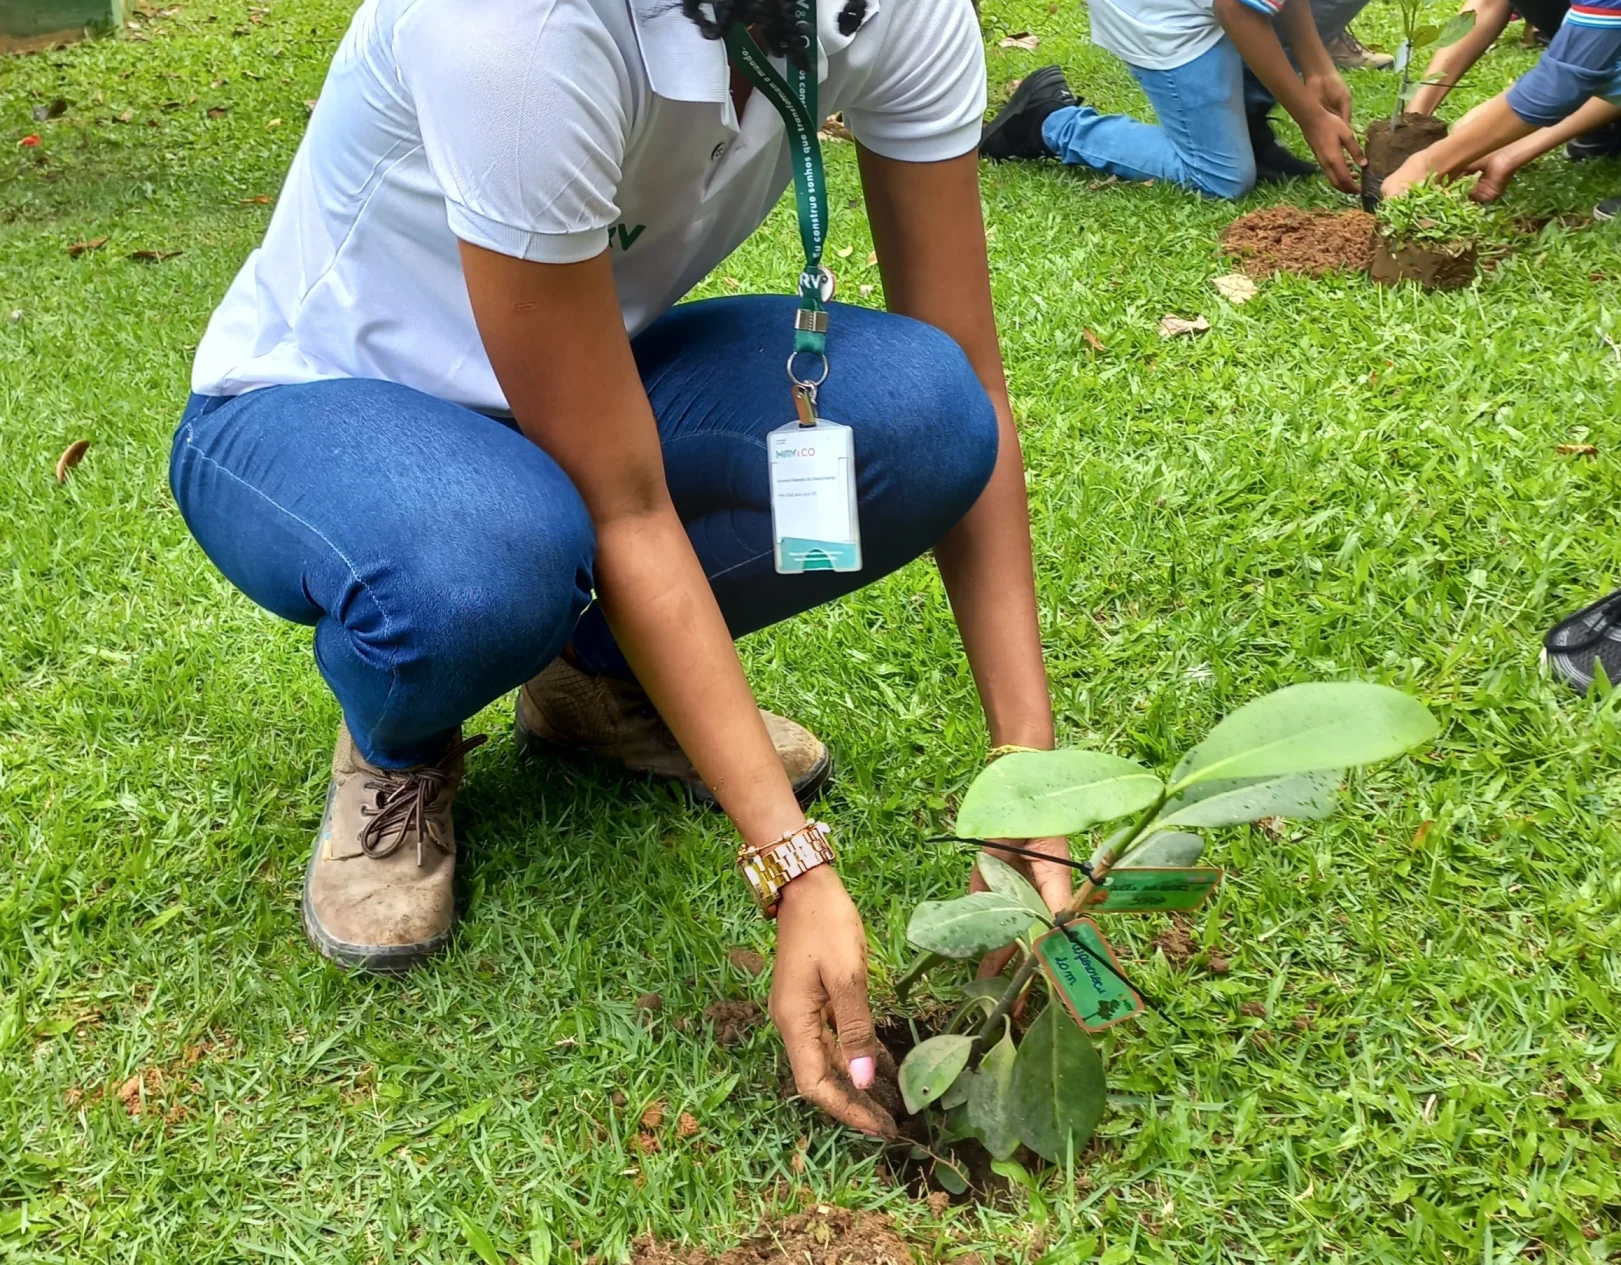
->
[933,423,1055,750]
[594,507,807,846]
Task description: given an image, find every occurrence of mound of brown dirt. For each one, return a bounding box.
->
[633,1208,948,1265]
[1220,207,1376,277]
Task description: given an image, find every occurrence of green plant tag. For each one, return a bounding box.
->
[1085,866,1222,913]
[1034,921,1142,1033]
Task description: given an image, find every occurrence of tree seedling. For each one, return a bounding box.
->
[1376,174,1487,248]
[891,682,1439,1191]
[1390,0,1476,122]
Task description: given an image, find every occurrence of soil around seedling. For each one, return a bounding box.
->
[703,1000,765,1047]
[1371,233,1478,290]
[631,1208,938,1265]
[1362,113,1449,209]
[1220,207,1376,278]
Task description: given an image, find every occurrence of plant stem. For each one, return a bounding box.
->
[964,795,1166,1065]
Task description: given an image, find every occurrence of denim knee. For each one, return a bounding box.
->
[1192,153,1257,200]
[886,322,1000,524]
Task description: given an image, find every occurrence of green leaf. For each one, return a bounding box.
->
[961,977,1011,1003]
[906,892,1034,958]
[975,852,1049,919]
[1169,683,1438,793]
[1118,830,1205,868]
[990,1157,1035,1189]
[1153,770,1341,829]
[453,1210,505,1265]
[964,1028,1021,1160]
[934,1156,970,1194]
[956,750,1162,840]
[938,1068,973,1110]
[1010,1006,1106,1163]
[1435,9,1476,45]
[898,1034,975,1114]
[433,1096,494,1136]
[1410,21,1440,44]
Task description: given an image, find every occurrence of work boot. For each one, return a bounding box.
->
[1568,119,1621,163]
[980,66,1078,162]
[302,723,486,973]
[1247,105,1319,182]
[516,653,832,806]
[1326,27,1394,70]
[1596,196,1621,221]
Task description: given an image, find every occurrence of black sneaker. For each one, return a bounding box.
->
[1247,107,1319,182]
[1545,588,1621,694]
[1596,197,1620,221]
[980,66,1078,162]
[1568,119,1621,163]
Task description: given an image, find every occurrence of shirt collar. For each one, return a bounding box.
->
[626,0,881,107]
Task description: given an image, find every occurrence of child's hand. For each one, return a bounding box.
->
[1308,71,1353,124]
[1464,150,1517,201]
[1300,108,1367,193]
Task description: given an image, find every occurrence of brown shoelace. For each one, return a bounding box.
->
[359,734,488,865]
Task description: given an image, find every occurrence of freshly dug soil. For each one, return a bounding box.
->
[632,1208,939,1265]
[1362,113,1449,209]
[1370,234,1479,290]
[1220,207,1376,278]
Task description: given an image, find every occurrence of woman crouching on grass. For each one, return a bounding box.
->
[170,0,1076,1134]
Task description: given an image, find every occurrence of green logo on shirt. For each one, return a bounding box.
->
[608,223,646,251]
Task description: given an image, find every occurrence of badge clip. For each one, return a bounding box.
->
[793,383,818,428]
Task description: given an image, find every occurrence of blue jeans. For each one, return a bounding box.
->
[170,296,999,769]
[1040,38,1257,199]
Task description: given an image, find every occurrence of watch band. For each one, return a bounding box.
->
[737,821,835,918]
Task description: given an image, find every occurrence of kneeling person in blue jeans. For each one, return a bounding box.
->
[981,0,1366,197]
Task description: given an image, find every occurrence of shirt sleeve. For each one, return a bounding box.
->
[840,0,988,163]
[1506,4,1621,125]
[1231,0,1283,16]
[392,0,629,263]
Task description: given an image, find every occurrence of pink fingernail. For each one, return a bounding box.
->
[850,1056,875,1089]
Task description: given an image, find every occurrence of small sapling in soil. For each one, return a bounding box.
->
[1373,175,1486,289]
[1361,0,1475,207]
[889,682,1438,1194]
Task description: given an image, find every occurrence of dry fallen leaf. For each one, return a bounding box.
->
[818,114,853,142]
[1157,314,1210,338]
[128,249,182,262]
[265,118,282,129]
[1556,443,1598,457]
[67,236,109,258]
[207,106,228,119]
[1212,273,1259,304]
[865,250,878,266]
[998,31,1040,49]
[241,194,274,205]
[114,109,134,123]
[56,440,90,483]
[858,284,873,297]
[1083,328,1106,352]
[835,244,853,259]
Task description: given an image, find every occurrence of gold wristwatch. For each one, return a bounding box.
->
[737,821,835,918]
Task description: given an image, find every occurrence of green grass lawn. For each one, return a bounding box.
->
[3,0,1621,1259]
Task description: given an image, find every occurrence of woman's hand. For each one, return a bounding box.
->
[971,837,1074,978]
[770,866,895,1137]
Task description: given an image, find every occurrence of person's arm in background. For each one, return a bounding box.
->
[857,146,1074,917]
[1410,0,1515,115]
[458,244,890,1137]
[1466,95,1621,197]
[1384,5,1621,195]
[1216,0,1366,191]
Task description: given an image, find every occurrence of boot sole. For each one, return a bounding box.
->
[513,709,833,809]
[300,785,453,975]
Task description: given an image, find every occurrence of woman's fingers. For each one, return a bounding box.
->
[785,1008,894,1136]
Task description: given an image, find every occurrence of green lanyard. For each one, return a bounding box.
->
[724,3,832,394]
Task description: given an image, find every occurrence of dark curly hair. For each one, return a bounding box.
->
[680,0,869,66]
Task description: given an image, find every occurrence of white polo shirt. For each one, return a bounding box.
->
[190,0,986,409]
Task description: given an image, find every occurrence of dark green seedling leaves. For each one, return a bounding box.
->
[1009,1006,1106,1163]
[1168,683,1439,794]
[956,750,1162,841]
[907,891,1033,959]
[898,1034,975,1114]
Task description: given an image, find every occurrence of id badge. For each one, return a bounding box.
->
[768,419,862,574]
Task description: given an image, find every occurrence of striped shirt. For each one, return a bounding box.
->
[1507,0,1621,123]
